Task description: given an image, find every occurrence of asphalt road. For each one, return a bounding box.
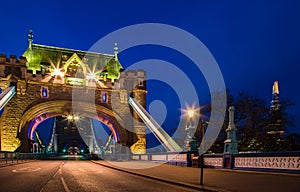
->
[0,159,198,192]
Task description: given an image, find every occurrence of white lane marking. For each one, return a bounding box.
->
[60,177,71,192]
[40,162,66,192]
[59,162,70,192]
[52,169,59,178]
[12,167,41,172]
[53,162,64,178]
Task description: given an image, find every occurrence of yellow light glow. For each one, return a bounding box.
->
[85,62,103,86]
[67,115,73,120]
[51,68,64,77]
[46,53,64,79]
[86,72,96,80]
[273,81,279,94]
[181,103,202,120]
[54,68,60,75]
[74,116,80,121]
[187,109,195,118]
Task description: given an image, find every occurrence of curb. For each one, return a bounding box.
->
[0,160,36,168]
[91,160,220,192]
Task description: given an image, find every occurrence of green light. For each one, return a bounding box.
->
[80,149,84,153]
[106,58,123,82]
[62,149,66,153]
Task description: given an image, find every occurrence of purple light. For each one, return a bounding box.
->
[42,87,48,98]
[27,118,37,138]
[102,92,107,103]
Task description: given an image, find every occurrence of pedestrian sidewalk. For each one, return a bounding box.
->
[91,160,300,192]
[93,160,210,191]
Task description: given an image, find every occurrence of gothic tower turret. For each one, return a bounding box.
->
[224,106,238,154]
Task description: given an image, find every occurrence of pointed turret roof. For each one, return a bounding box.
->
[22,30,123,76]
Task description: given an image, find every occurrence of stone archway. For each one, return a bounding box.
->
[16,100,130,152]
[0,39,147,154]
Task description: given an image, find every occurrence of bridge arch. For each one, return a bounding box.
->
[17,100,127,152]
[0,39,147,153]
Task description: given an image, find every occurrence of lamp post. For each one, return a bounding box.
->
[185,109,196,151]
[200,119,205,186]
[184,106,204,185]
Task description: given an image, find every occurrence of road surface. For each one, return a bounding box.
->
[0,159,198,192]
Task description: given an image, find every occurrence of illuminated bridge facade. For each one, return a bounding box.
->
[0,31,147,154]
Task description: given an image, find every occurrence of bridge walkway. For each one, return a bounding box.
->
[92,160,300,192]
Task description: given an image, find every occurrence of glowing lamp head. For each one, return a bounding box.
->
[54,68,60,75]
[52,68,64,77]
[67,115,73,120]
[74,116,80,121]
[187,109,195,118]
[87,72,96,80]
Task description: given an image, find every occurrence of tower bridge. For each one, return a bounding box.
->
[0,31,147,154]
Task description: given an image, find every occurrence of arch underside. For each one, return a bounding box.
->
[16,100,134,152]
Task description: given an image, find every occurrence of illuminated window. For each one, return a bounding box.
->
[41,86,49,98]
[101,92,107,103]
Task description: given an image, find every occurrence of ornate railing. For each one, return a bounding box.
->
[204,154,223,167]
[0,152,40,164]
[131,152,190,166]
[235,156,300,170]
[131,151,300,172]
[132,152,190,162]
[234,152,300,171]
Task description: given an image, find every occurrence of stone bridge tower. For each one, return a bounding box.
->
[0,31,147,154]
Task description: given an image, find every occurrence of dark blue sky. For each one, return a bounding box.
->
[1,0,299,144]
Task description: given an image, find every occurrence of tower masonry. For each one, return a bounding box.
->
[0,30,147,154]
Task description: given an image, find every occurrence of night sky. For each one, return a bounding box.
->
[1,1,299,146]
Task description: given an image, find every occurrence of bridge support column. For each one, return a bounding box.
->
[130,89,147,154]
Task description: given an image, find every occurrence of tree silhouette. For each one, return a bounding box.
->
[202,90,296,153]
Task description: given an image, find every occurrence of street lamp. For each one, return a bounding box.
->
[67,115,73,121]
[182,105,201,151]
[184,108,196,151]
[74,116,80,121]
[182,104,205,186]
[64,114,80,122]
[187,109,195,119]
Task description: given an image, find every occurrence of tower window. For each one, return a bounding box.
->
[41,86,49,98]
[139,80,144,86]
[101,92,107,103]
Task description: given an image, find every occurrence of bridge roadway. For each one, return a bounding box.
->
[0,157,197,192]
[0,157,299,192]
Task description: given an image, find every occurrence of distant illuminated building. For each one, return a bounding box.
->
[266,81,283,151]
